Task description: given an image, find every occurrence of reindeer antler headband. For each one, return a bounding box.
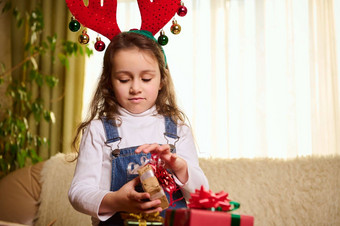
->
[65,0,188,51]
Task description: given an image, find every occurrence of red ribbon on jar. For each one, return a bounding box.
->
[149,154,184,206]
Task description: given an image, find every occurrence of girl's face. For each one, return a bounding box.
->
[111,47,162,114]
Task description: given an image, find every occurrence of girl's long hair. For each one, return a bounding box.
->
[71,32,185,153]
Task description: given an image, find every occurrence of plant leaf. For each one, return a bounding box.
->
[1,1,12,14]
[30,56,38,70]
[45,75,59,88]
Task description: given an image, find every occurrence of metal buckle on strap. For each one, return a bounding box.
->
[109,138,121,159]
[163,133,179,151]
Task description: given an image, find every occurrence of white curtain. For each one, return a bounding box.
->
[83,0,340,159]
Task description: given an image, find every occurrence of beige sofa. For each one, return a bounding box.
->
[0,153,339,226]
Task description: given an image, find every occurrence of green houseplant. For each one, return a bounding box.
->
[0,1,92,178]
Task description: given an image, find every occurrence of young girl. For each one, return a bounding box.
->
[68,30,209,226]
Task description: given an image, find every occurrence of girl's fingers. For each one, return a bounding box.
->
[135,144,178,170]
[135,143,160,154]
[129,193,162,212]
[143,206,163,214]
[135,144,173,155]
[170,153,178,161]
[139,199,161,210]
[157,144,171,152]
[135,144,150,153]
[132,191,150,201]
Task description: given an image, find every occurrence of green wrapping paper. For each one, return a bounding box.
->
[230,214,241,226]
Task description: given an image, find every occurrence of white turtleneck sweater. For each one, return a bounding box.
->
[68,106,209,225]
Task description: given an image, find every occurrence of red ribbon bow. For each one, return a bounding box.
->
[188,186,232,211]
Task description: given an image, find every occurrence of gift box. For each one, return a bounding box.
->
[124,221,163,226]
[138,164,169,209]
[164,186,254,226]
[164,208,254,226]
[121,212,164,226]
[125,221,163,226]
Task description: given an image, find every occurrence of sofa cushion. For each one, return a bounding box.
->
[199,156,340,225]
[0,161,44,225]
[35,153,91,226]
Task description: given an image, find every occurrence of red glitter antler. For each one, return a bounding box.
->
[138,0,181,35]
[65,0,121,40]
[66,0,182,40]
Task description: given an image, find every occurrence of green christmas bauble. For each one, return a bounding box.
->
[158,34,169,46]
[69,19,80,32]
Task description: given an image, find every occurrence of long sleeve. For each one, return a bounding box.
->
[68,121,114,222]
[174,124,209,199]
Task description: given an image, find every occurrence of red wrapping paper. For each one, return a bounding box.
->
[164,208,254,226]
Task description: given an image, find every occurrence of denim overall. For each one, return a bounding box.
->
[99,116,187,226]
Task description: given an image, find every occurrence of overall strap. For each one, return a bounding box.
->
[100,117,121,144]
[101,116,177,143]
[164,116,179,140]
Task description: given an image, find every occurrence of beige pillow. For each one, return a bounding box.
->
[34,153,91,226]
[0,162,44,225]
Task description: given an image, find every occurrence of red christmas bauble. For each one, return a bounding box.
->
[95,38,106,51]
[177,5,187,17]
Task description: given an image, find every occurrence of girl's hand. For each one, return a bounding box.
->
[99,177,162,215]
[135,144,188,184]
